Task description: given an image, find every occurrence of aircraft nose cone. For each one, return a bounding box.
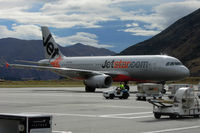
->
[182,66,190,77]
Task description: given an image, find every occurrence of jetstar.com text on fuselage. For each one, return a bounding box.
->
[101,60,149,69]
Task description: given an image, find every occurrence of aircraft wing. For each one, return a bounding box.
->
[15,60,40,64]
[4,62,103,79]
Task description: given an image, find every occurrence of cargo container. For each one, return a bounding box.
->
[136,83,163,100]
[168,84,192,99]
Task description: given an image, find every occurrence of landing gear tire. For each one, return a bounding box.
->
[154,113,161,119]
[161,89,166,94]
[85,86,96,92]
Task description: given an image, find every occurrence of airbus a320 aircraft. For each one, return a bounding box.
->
[3,27,190,92]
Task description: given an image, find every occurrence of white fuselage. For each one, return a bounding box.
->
[52,55,189,82]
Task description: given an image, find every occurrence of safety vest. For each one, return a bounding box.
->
[120,84,124,89]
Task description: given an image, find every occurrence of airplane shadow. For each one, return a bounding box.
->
[31,89,103,94]
[31,89,136,94]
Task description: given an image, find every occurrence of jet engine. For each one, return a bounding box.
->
[84,74,112,88]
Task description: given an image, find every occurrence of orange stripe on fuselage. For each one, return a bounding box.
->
[50,56,63,68]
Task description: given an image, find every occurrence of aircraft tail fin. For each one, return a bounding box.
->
[41,26,63,59]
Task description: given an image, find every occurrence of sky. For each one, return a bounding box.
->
[0,0,200,52]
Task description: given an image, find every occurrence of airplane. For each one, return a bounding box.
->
[2,26,190,92]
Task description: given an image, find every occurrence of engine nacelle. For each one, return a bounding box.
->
[84,74,112,88]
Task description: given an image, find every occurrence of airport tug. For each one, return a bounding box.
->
[148,87,200,119]
[103,87,129,99]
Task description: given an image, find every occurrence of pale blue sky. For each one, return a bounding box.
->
[0,0,199,52]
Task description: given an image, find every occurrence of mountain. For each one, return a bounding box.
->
[60,43,115,56]
[120,8,200,76]
[0,38,115,80]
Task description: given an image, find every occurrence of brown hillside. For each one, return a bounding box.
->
[120,8,200,76]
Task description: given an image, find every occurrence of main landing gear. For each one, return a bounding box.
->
[159,81,166,94]
[124,81,130,91]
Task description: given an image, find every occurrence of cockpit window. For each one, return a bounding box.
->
[170,62,174,66]
[166,62,182,66]
[175,62,182,65]
[166,62,170,66]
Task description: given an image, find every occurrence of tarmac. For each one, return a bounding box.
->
[0,86,200,133]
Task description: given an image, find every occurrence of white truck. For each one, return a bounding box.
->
[136,83,163,100]
[103,87,129,99]
[148,87,200,119]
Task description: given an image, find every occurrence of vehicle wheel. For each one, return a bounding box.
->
[143,97,146,101]
[137,96,140,100]
[154,113,161,119]
[85,86,96,92]
[169,114,177,119]
[194,115,199,118]
[109,94,114,99]
[105,97,109,99]
[161,89,166,94]
[178,115,182,119]
[122,92,129,99]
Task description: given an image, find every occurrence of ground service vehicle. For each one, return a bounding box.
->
[103,87,129,99]
[149,87,200,119]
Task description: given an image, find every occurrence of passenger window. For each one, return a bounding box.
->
[170,62,174,66]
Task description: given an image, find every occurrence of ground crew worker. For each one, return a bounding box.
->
[124,81,130,91]
[120,82,125,90]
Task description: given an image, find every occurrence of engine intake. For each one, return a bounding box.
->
[84,74,112,88]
